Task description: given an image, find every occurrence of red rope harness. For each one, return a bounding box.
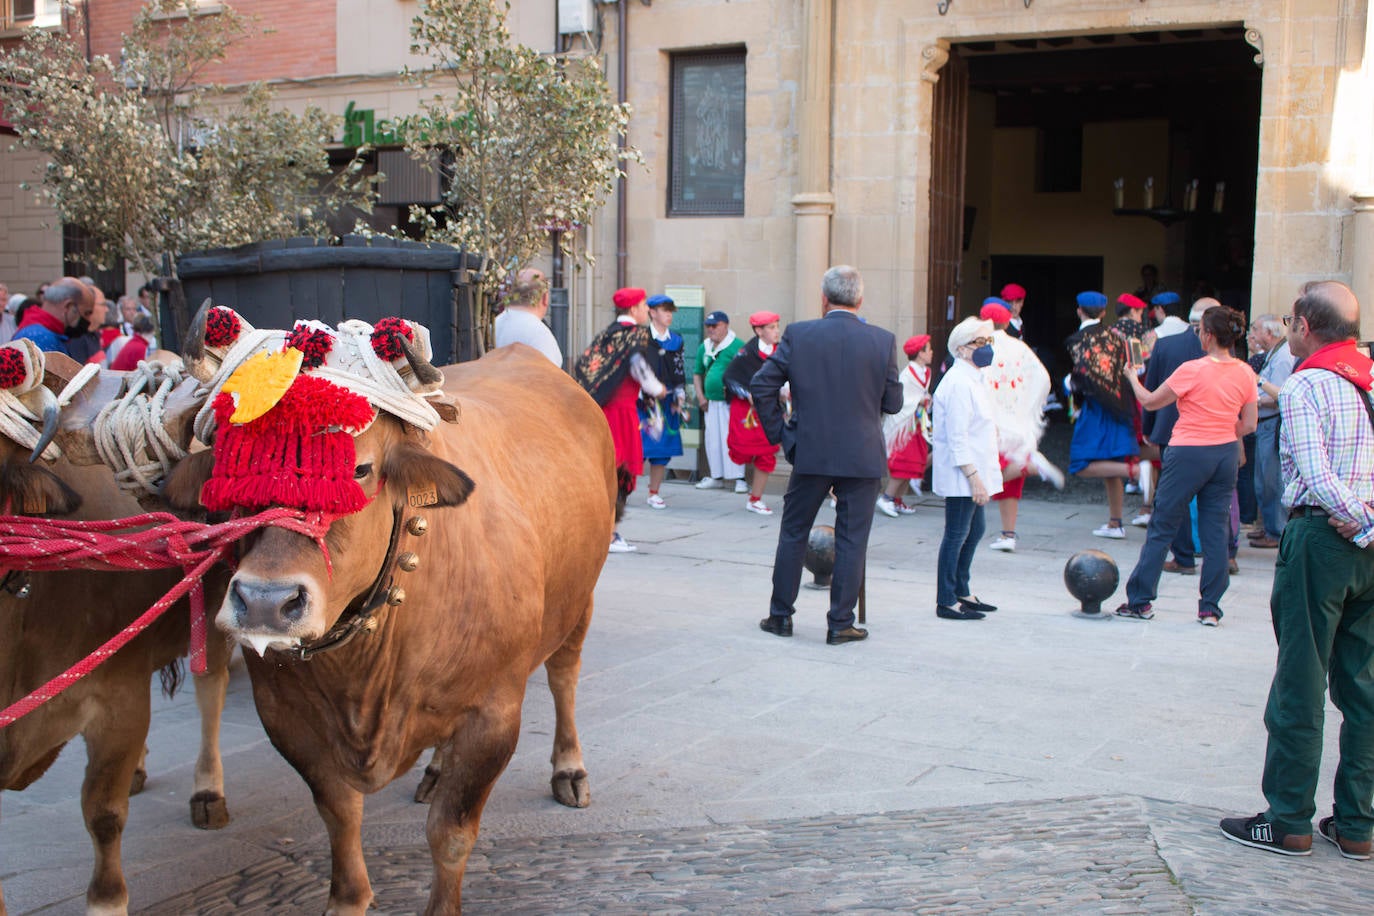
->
[0,508,335,728]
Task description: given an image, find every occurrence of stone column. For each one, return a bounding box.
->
[792,0,834,320]
[1352,192,1374,331]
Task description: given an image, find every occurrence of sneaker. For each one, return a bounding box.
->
[1138,461,1154,507]
[1114,602,1155,620]
[1093,524,1126,540]
[1030,451,1066,490]
[1318,816,1373,860]
[746,499,773,516]
[733,479,750,494]
[989,533,1017,552]
[695,477,722,490]
[1163,560,1198,576]
[1220,813,1313,856]
[608,533,637,553]
[646,493,667,510]
[876,495,900,518]
[1125,482,1141,495]
[1198,613,1220,627]
[894,498,918,515]
[1131,512,1152,527]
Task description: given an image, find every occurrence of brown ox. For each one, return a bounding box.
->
[167,343,614,913]
[0,354,232,916]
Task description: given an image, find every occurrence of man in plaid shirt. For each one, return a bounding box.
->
[1223,280,1374,860]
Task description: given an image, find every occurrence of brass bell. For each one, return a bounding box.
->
[386,586,406,606]
[406,516,429,537]
[397,551,420,573]
[363,617,379,632]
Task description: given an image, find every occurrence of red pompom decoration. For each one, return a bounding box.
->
[370,317,414,361]
[285,322,335,369]
[0,347,27,389]
[204,307,243,348]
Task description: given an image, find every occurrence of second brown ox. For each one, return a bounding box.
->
[168,342,616,914]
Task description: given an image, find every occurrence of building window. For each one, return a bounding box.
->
[3,0,61,29]
[669,49,746,217]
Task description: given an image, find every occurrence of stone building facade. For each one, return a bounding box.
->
[3,1,1372,354]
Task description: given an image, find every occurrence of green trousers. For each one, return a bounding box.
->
[1262,512,1374,840]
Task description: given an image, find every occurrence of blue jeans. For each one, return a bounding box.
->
[1237,431,1257,524]
[1127,442,1239,617]
[1255,417,1287,538]
[937,497,985,607]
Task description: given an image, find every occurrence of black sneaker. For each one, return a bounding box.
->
[1318,816,1373,860]
[1114,602,1155,620]
[1220,813,1312,856]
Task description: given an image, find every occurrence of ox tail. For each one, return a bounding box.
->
[159,658,186,699]
[615,466,634,523]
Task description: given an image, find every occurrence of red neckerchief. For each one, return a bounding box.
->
[1301,340,1374,391]
[907,363,930,388]
[17,308,66,336]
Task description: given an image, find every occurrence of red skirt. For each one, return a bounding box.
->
[888,433,928,480]
[727,398,777,474]
[603,377,643,485]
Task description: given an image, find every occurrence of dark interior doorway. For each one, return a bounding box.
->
[991,254,1102,380]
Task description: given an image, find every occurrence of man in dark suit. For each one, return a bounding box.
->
[1141,295,1209,571]
[751,265,903,645]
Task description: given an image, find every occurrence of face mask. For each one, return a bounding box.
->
[971,344,994,368]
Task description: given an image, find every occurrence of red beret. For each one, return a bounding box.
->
[979,301,1012,323]
[749,310,781,328]
[612,287,646,310]
[1116,293,1148,314]
[903,334,931,357]
[1000,283,1026,301]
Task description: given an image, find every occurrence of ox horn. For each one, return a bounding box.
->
[397,335,445,391]
[29,402,60,464]
[181,298,220,383]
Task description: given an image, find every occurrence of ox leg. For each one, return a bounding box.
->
[309,778,372,915]
[545,612,592,808]
[424,704,522,915]
[80,697,152,915]
[414,746,443,804]
[189,640,231,830]
[129,746,147,796]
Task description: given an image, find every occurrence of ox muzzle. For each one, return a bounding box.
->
[221,574,323,656]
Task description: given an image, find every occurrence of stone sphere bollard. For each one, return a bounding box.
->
[803,525,836,589]
[1064,549,1119,617]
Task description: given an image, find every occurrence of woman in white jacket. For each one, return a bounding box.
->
[931,317,1002,620]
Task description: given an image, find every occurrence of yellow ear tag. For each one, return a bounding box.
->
[222,348,305,424]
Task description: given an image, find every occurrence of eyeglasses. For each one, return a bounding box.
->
[968,337,993,348]
[1282,314,1296,327]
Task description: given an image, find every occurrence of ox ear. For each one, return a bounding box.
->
[164,449,217,513]
[381,440,474,509]
[0,461,81,516]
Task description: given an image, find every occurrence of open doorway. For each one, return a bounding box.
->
[927,27,1262,376]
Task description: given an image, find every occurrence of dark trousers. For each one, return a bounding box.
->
[937,496,985,607]
[1126,442,1237,616]
[1263,512,1374,841]
[1159,444,1197,567]
[769,473,881,631]
[1237,431,1258,525]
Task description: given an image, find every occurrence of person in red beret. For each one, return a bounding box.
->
[1000,283,1027,340]
[1114,293,1149,343]
[878,333,933,516]
[573,286,666,552]
[978,298,1063,552]
[722,311,784,514]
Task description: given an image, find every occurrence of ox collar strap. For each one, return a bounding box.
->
[288,504,406,662]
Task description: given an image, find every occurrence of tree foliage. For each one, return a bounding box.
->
[397,0,636,292]
[0,0,372,278]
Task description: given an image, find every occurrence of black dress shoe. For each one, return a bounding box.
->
[826,626,868,645]
[959,596,997,613]
[759,615,793,637]
[937,605,986,620]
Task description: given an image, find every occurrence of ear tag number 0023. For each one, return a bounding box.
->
[407,483,439,508]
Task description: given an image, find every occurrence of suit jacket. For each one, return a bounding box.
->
[1142,327,1204,445]
[750,310,902,478]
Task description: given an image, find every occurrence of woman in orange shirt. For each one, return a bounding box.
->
[1115,305,1258,625]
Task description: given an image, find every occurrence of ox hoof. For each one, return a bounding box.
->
[190,790,230,830]
[414,765,440,804]
[129,768,147,796]
[551,768,590,808]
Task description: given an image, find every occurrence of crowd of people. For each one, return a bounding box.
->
[0,276,158,369]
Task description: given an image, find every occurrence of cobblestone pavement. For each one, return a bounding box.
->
[143,794,1369,914]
